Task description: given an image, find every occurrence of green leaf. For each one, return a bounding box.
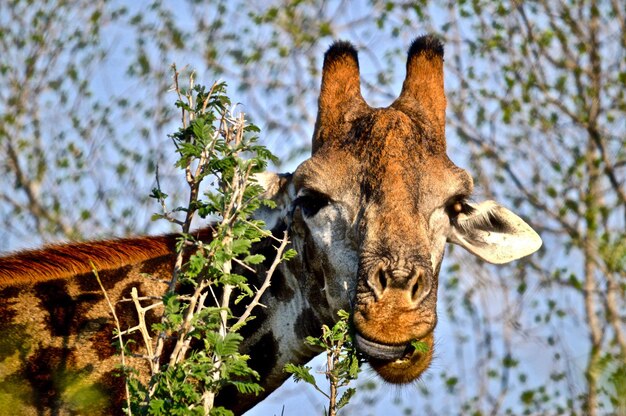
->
[231,238,252,255]
[337,310,350,320]
[243,254,265,264]
[503,355,519,368]
[520,390,535,405]
[229,380,263,395]
[151,213,165,222]
[149,187,168,200]
[446,376,458,391]
[284,364,316,386]
[282,249,297,261]
[411,340,429,354]
[337,387,356,409]
[187,253,207,276]
[210,407,235,416]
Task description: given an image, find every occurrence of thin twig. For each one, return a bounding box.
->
[131,287,157,375]
[232,230,290,331]
[168,280,210,366]
[92,263,132,415]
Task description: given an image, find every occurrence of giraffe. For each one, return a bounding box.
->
[0,35,542,415]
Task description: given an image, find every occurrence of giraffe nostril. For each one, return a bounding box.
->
[411,279,420,302]
[366,266,388,299]
[378,269,387,292]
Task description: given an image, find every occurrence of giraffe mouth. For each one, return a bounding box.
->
[354,333,413,361]
[355,332,435,384]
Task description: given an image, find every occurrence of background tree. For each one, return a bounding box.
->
[0,0,179,249]
[0,0,623,414]
[436,2,625,414]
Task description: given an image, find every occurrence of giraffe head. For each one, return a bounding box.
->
[257,35,541,384]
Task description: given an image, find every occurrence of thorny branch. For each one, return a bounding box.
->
[232,230,290,331]
[91,65,281,414]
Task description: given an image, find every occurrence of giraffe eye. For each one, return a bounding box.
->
[446,198,472,221]
[294,190,330,217]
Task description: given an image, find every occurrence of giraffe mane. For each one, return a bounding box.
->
[0,228,213,286]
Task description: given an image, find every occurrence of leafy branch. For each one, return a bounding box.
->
[285,310,362,416]
[96,67,289,415]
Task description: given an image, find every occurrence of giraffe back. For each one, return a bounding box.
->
[0,233,186,415]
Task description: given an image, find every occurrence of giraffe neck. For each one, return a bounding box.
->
[216,226,331,414]
[0,225,331,415]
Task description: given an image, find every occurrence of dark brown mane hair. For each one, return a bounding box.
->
[0,228,213,286]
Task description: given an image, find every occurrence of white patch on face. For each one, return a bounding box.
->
[239,265,324,386]
[428,207,451,271]
[271,292,310,355]
[302,202,358,313]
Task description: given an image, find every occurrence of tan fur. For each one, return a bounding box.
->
[312,41,368,153]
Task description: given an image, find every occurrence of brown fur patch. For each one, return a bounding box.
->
[0,227,215,286]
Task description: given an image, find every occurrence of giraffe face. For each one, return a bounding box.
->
[289,109,475,383]
[258,36,541,384]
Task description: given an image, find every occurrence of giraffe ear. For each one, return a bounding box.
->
[447,201,542,264]
[252,172,295,230]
